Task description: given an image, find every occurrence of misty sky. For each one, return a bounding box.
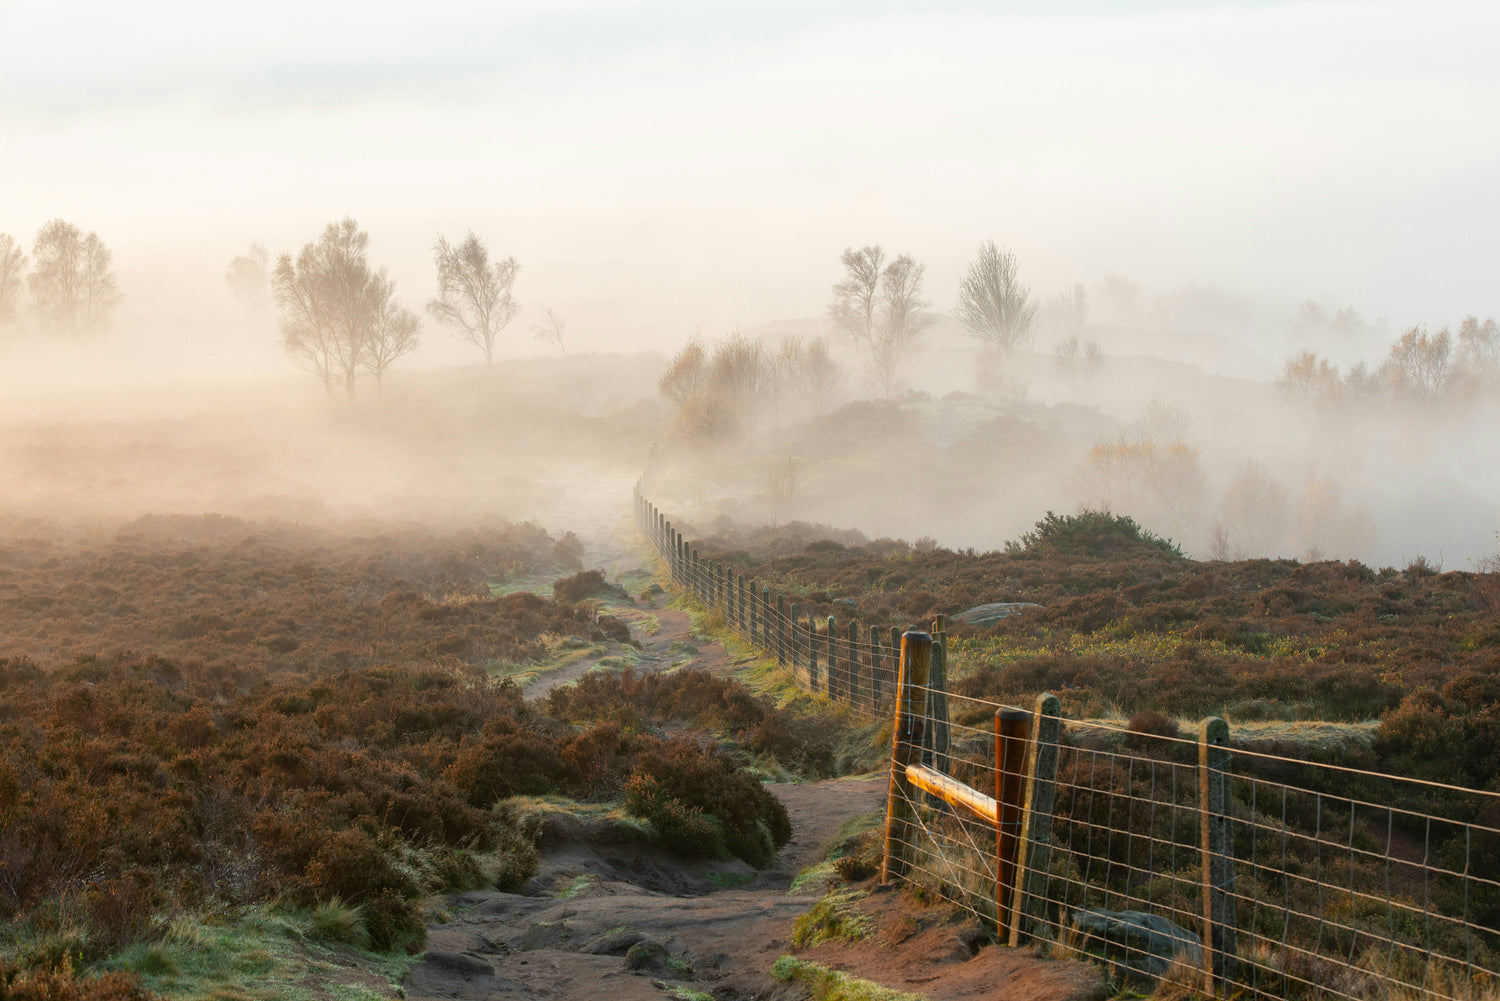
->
[3,0,1497,354]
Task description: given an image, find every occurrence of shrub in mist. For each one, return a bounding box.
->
[1005,510,1183,559]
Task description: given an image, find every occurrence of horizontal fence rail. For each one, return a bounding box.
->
[633,461,1500,1001]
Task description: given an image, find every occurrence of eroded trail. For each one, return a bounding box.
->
[407,531,1098,1001]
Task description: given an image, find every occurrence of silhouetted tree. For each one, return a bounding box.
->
[955,241,1036,354]
[363,272,421,392]
[828,245,933,397]
[1278,350,1342,405]
[0,233,25,326]
[660,333,772,443]
[659,338,707,407]
[532,307,567,355]
[828,245,884,352]
[870,254,935,398]
[427,232,519,366]
[1381,325,1457,406]
[225,243,270,316]
[28,219,121,334]
[272,218,416,400]
[1458,315,1499,378]
[771,335,843,424]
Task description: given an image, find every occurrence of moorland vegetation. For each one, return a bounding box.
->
[0,518,822,999]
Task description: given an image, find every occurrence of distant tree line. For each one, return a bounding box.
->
[234,219,543,399]
[1279,315,1500,412]
[0,221,123,335]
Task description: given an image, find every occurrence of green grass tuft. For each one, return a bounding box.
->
[772,955,929,1001]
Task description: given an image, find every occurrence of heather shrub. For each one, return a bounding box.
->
[552,570,609,604]
[625,739,790,868]
[0,962,161,1001]
[624,773,727,859]
[1006,510,1183,559]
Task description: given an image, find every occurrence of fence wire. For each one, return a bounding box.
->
[636,482,1500,1001]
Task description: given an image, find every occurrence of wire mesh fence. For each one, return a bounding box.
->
[635,476,1500,1000]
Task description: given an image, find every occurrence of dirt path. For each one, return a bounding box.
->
[407,527,1098,1001]
[520,518,735,702]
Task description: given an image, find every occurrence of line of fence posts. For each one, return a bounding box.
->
[880,683,1238,995]
[635,485,1240,995]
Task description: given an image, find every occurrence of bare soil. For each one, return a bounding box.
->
[407,584,1101,1001]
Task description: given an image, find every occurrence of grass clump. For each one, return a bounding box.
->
[307,899,371,949]
[772,955,928,1001]
[790,890,874,948]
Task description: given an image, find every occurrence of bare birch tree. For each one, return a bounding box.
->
[427,232,519,366]
[0,234,25,326]
[828,245,884,354]
[869,254,934,398]
[829,246,933,397]
[363,271,421,392]
[272,218,414,400]
[532,307,567,355]
[955,240,1036,354]
[28,220,122,334]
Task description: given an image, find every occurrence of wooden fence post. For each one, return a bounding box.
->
[1199,716,1237,994]
[737,574,747,631]
[808,613,819,690]
[789,602,800,674]
[931,615,950,771]
[762,587,772,649]
[1009,693,1063,947]
[826,616,838,699]
[749,578,758,641]
[995,708,1031,935]
[777,596,788,665]
[882,630,933,882]
[870,625,884,707]
[924,642,950,764]
[847,620,860,707]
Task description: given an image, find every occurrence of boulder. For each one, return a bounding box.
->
[951,602,1042,627]
[1068,908,1202,980]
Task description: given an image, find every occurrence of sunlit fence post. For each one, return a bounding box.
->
[995,707,1031,934]
[1199,716,1236,994]
[882,630,932,882]
[1010,693,1061,946]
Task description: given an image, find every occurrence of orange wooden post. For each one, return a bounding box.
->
[995,707,1031,932]
[882,630,933,882]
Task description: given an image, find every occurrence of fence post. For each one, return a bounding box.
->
[777,595,788,665]
[931,615,950,771]
[995,708,1031,936]
[1199,716,1237,994]
[847,620,860,707]
[1009,692,1063,947]
[808,613,819,690]
[882,630,933,882]
[870,625,884,707]
[737,574,747,631]
[749,579,758,643]
[761,587,772,649]
[826,616,838,699]
[789,602,800,674]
